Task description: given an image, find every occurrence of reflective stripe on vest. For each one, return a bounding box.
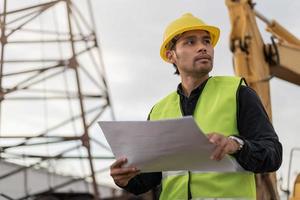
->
[149,76,256,200]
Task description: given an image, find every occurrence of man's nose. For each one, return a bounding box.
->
[196,41,207,53]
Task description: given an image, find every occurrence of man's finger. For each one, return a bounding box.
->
[211,146,223,160]
[110,157,127,169]
[216,143,231,160]
[119,171,140,181]
[210,137,227,160]
[113,171,140,187]
[208,133,223,145]
[111,167,139,176]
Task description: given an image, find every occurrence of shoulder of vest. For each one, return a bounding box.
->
[211,76,242,83]
[154,91,177,105]
[210,76,246,87]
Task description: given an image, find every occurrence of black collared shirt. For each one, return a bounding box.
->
[177,79,208,116]
[122,78,282,195]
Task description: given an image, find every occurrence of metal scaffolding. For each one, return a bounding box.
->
[0,0,115,199]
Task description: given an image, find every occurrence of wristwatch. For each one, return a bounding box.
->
[228,136,244,151]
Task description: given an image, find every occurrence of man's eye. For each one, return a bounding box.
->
[204,39,211,45]
[186,39,195,45]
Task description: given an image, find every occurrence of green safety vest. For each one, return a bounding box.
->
[149,76,256,200]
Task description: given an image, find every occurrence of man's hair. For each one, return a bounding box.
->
[173,63,179,75]
[168,34,182,75]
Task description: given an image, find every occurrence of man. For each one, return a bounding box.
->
[110,13,282,199]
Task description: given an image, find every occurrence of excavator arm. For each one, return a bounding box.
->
[226,0,300,199]
[257,13,300,86]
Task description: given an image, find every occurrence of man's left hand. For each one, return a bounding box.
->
[207,133,240,161]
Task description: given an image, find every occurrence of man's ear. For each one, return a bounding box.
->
[166,50,175,63]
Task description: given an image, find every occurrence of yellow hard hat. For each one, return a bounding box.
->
[160,13,220,62]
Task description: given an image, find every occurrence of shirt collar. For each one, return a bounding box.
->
[177,77,210,98]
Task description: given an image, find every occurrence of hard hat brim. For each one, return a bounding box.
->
[160,25,220,63]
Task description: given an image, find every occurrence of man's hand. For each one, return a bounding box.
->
[110,157,140,187]
[207,133,240,161]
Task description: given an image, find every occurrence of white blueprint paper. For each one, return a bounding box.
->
[98,116,244,172]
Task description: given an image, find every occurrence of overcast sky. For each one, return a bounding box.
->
[91,0,300,192]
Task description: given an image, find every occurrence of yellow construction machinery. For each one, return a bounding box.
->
[286,148,300,200]
[226,0,300,199]
[290,174,300,200]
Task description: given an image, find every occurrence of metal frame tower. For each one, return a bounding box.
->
[0,0,114,199]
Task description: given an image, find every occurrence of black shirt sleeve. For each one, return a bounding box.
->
[122,172,162,195]
[233,86,282,173]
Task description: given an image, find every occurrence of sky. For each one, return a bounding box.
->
[1,0,300,197]
[91,0,300,194]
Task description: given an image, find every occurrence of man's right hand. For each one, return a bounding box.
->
[110,157,140,187]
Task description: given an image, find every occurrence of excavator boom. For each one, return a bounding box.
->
[226,0,300,199]
[255,10,300,86]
